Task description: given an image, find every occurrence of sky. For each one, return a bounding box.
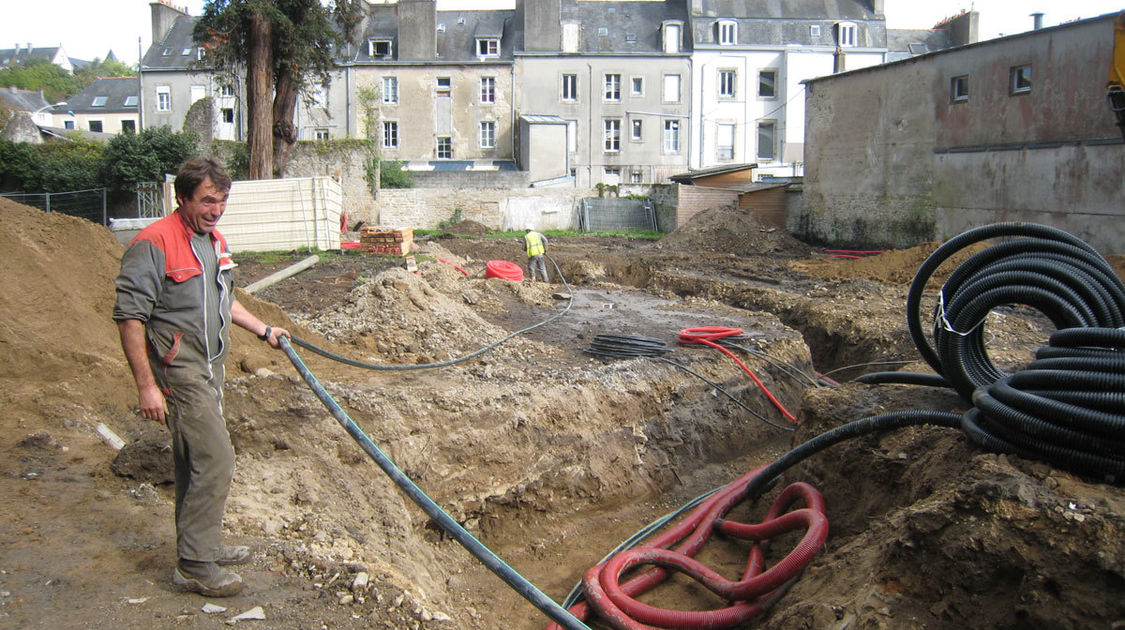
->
[1,0,1122,67]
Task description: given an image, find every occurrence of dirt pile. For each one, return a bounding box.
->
[442,219,490,236]
[657,205,813,257]
[2,196,1123,630]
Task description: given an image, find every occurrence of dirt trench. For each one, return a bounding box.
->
[2,200,1124,630]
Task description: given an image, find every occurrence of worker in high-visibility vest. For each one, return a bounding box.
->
[523,226,549,282]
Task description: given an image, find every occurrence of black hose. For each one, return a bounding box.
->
[905,222,1123,385]
[891,223,1125,481]
[853,371,949,387]
[279,337,590,630]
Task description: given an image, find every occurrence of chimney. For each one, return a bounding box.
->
[396,0,437,61]
[690,0,703,16]
[872,0,885,16]
[150,1,183,47]
[1031,12,1044,30]
[833,48,846,73]
[518,0,561,52]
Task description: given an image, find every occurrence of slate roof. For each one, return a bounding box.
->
[886,28,955,62]
[0,87,51,113]
[62,77,139,115]
[560,0,690,54]
[141,16,203,70]
[350,7,516,64]
[691,0,885,47]
[0,46,62,68]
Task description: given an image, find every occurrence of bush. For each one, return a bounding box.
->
[0,136,103,192]
[102,126,197,194]
[365,157,414,191]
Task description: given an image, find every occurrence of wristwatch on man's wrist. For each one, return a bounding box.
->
[258,326,273,341]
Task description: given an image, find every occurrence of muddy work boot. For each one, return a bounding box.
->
[174,559,244,597]
[215,544,251,566]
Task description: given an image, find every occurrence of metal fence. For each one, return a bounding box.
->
[578,197,657,232]
[1,188,108,225]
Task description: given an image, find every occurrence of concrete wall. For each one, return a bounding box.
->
[799,13,1125,254]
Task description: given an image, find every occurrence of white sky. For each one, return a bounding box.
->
[1,0,1121,67]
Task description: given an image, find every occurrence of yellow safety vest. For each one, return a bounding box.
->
[525,231,545,257]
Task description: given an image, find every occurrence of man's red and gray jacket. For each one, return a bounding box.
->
[113,211,235,378]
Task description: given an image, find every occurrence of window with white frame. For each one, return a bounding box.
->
[810,24,821,38]
[124,95,138,107]
[382,76,398,104]
[719,69,736,98]
[837,22,857,47]
[604,119,621,152]
[91,96,107,107]
[480,76,495,103]
[717,20,737,45]
[436,136,452,159]
[951,75,969,102]
[121,120,136,133]
[221,108,234,123]
[757,121,776,160]
[369,39,392,58]
[436,76,451,94]
[662,74,680,103]
[663,120,680,153]
[156,86,171,111]
[383,121,398,148]
[717,123,735,160]
[561,74,578,101]
[1010,65,1031,94]
[603,167,621,181]
[64,120,75,130]
[88,120,103,133]
[758,70,777,99]
[630,170,643,183]
[477,38,500,57]
[631,76,644,96]
[219,84,235,98]
[631,118,643,141]
[604,74,621,101]
[480,121,496,148]
[314,128,329,141]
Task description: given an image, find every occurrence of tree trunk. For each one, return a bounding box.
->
[247,11,274,180]
[272,66,300,178]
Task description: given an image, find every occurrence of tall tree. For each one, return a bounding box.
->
[193,0,361,179]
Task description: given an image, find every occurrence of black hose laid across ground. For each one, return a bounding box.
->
[279,337,591,630]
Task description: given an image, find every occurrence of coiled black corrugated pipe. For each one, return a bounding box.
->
[881,223,1125,481]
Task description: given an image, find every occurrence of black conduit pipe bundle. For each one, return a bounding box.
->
[876,222,1125,481]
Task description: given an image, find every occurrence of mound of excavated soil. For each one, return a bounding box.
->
[790,241,992,286]
[658,205,814,257]
[442,219,490,236]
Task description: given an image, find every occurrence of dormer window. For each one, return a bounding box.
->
[368,39,392,58]
[197,48,206,61]
[717,20,737,45]
[662,20,682,54]
[477,38,499,57]
[837,22,857,47]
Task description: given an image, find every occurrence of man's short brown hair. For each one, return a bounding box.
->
[174,157,232,203]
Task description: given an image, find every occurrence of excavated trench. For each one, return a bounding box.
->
[216,250,887,629]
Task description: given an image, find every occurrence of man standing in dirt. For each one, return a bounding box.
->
[523,226,549,282]
[113,157,290,597]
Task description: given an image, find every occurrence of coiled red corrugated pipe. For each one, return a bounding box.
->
[547,468,827,630]
[677,327,797,423]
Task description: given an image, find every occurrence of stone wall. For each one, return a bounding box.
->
[376,187,593,230]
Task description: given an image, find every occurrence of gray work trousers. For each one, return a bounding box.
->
[161,361,234,562]
[528,254,548,282]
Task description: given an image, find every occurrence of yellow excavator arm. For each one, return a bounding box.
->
[1109,11,1125,138]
